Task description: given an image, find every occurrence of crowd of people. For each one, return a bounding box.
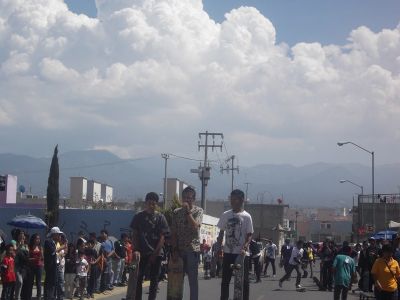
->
[0,187,254,300]
[272,236,400,300]
[3,186,400,300]
[0,226,135,300]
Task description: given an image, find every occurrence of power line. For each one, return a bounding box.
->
[7,156,157,174]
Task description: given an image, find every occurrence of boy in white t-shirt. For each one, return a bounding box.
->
[216,189,254,300]
[278,240,304,289]
[74,250,89,300]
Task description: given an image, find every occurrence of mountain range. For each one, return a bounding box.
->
[1,150,399,208]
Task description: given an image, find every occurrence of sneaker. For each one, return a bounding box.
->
[272,274,276,278]
[296,284,303,289]
[279,281,283,288]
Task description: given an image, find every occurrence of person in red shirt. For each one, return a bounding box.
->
[122,237,133,285]
[28,233,44,300]
[1,244,17,300]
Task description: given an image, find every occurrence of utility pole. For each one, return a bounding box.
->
[221,155,239,192]
[244,182,251,202]
[198,131,223,211]
[161,153,169,209]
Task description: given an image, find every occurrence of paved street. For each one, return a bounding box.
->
[104,263,362,300]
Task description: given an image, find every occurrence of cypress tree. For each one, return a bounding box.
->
[46,145,59,228]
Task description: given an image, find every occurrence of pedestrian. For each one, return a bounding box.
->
[121,236,133,285]
[279,239,292,275]
[371,244,400,300]
[170,186,203,300]
[249,239,261,282]
[74,250,89,300]
[211,241,222,277]
[64,243,77,300]
[279,240,305,290]
[200,239,210,265]
[56,234,67,300]
[303,241,315,278]
[130,192,170,300]
[88,233,101,294]
[14,229,29,300]
[332,244,356,300]
[216,189,254,300]
[44,227,63,300]
[359,237,379,292]
[320,240,336,291]
[99,229,114,291]
[85,240,100,298]
[264,240,277,278]
[1,244,16,300]
[27,233,44,300]
[113,233,128,287]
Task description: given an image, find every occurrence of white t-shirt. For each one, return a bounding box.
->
[217,209,254,255]
[288,246,304,265]
[76,257,89,277]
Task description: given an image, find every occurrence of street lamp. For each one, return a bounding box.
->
[338,141,375,229]
[339,179,364,195]
[337,141,374,196]
[340,179,364,241]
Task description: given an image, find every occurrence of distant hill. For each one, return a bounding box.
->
[1,150,399,207]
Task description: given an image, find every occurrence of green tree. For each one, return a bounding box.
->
[46,145,59,228]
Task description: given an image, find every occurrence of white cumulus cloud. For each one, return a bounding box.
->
[0,0,399,165]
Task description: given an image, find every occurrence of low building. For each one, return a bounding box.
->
[0,174,17,207]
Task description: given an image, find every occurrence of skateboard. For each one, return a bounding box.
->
[124,257,140,300]
[231,254,246,300]
[296,287,306,292]
[167,256,184,300]
[312,276,323,290]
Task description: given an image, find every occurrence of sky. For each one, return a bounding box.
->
[0,0,399,167]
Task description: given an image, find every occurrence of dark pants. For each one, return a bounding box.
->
[252,256,261,281]
[264,257,276,276]
[334,285,349,300]
[321,261,333,290]
[136,254,161,300]
[220,253,250,300]
[375,290,398,300]
[1,282,15,300]
[87,265,98,296]
[279,264,301,286]
[27,265,43,299]
[44,268,57,300]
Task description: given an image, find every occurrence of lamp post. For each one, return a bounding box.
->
[340,179,364,241]
[337,141,375,230]
[339,179,364,195]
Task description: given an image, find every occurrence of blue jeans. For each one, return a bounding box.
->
[104,258,114,289]
[56,265,64,300]
[181,251,200,300]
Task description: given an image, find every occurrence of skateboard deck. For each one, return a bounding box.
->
[296,287,306,292]
[167,256,184,300]
[231,254,246,300]
[124,258,140,300]
[312,276,323,290]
